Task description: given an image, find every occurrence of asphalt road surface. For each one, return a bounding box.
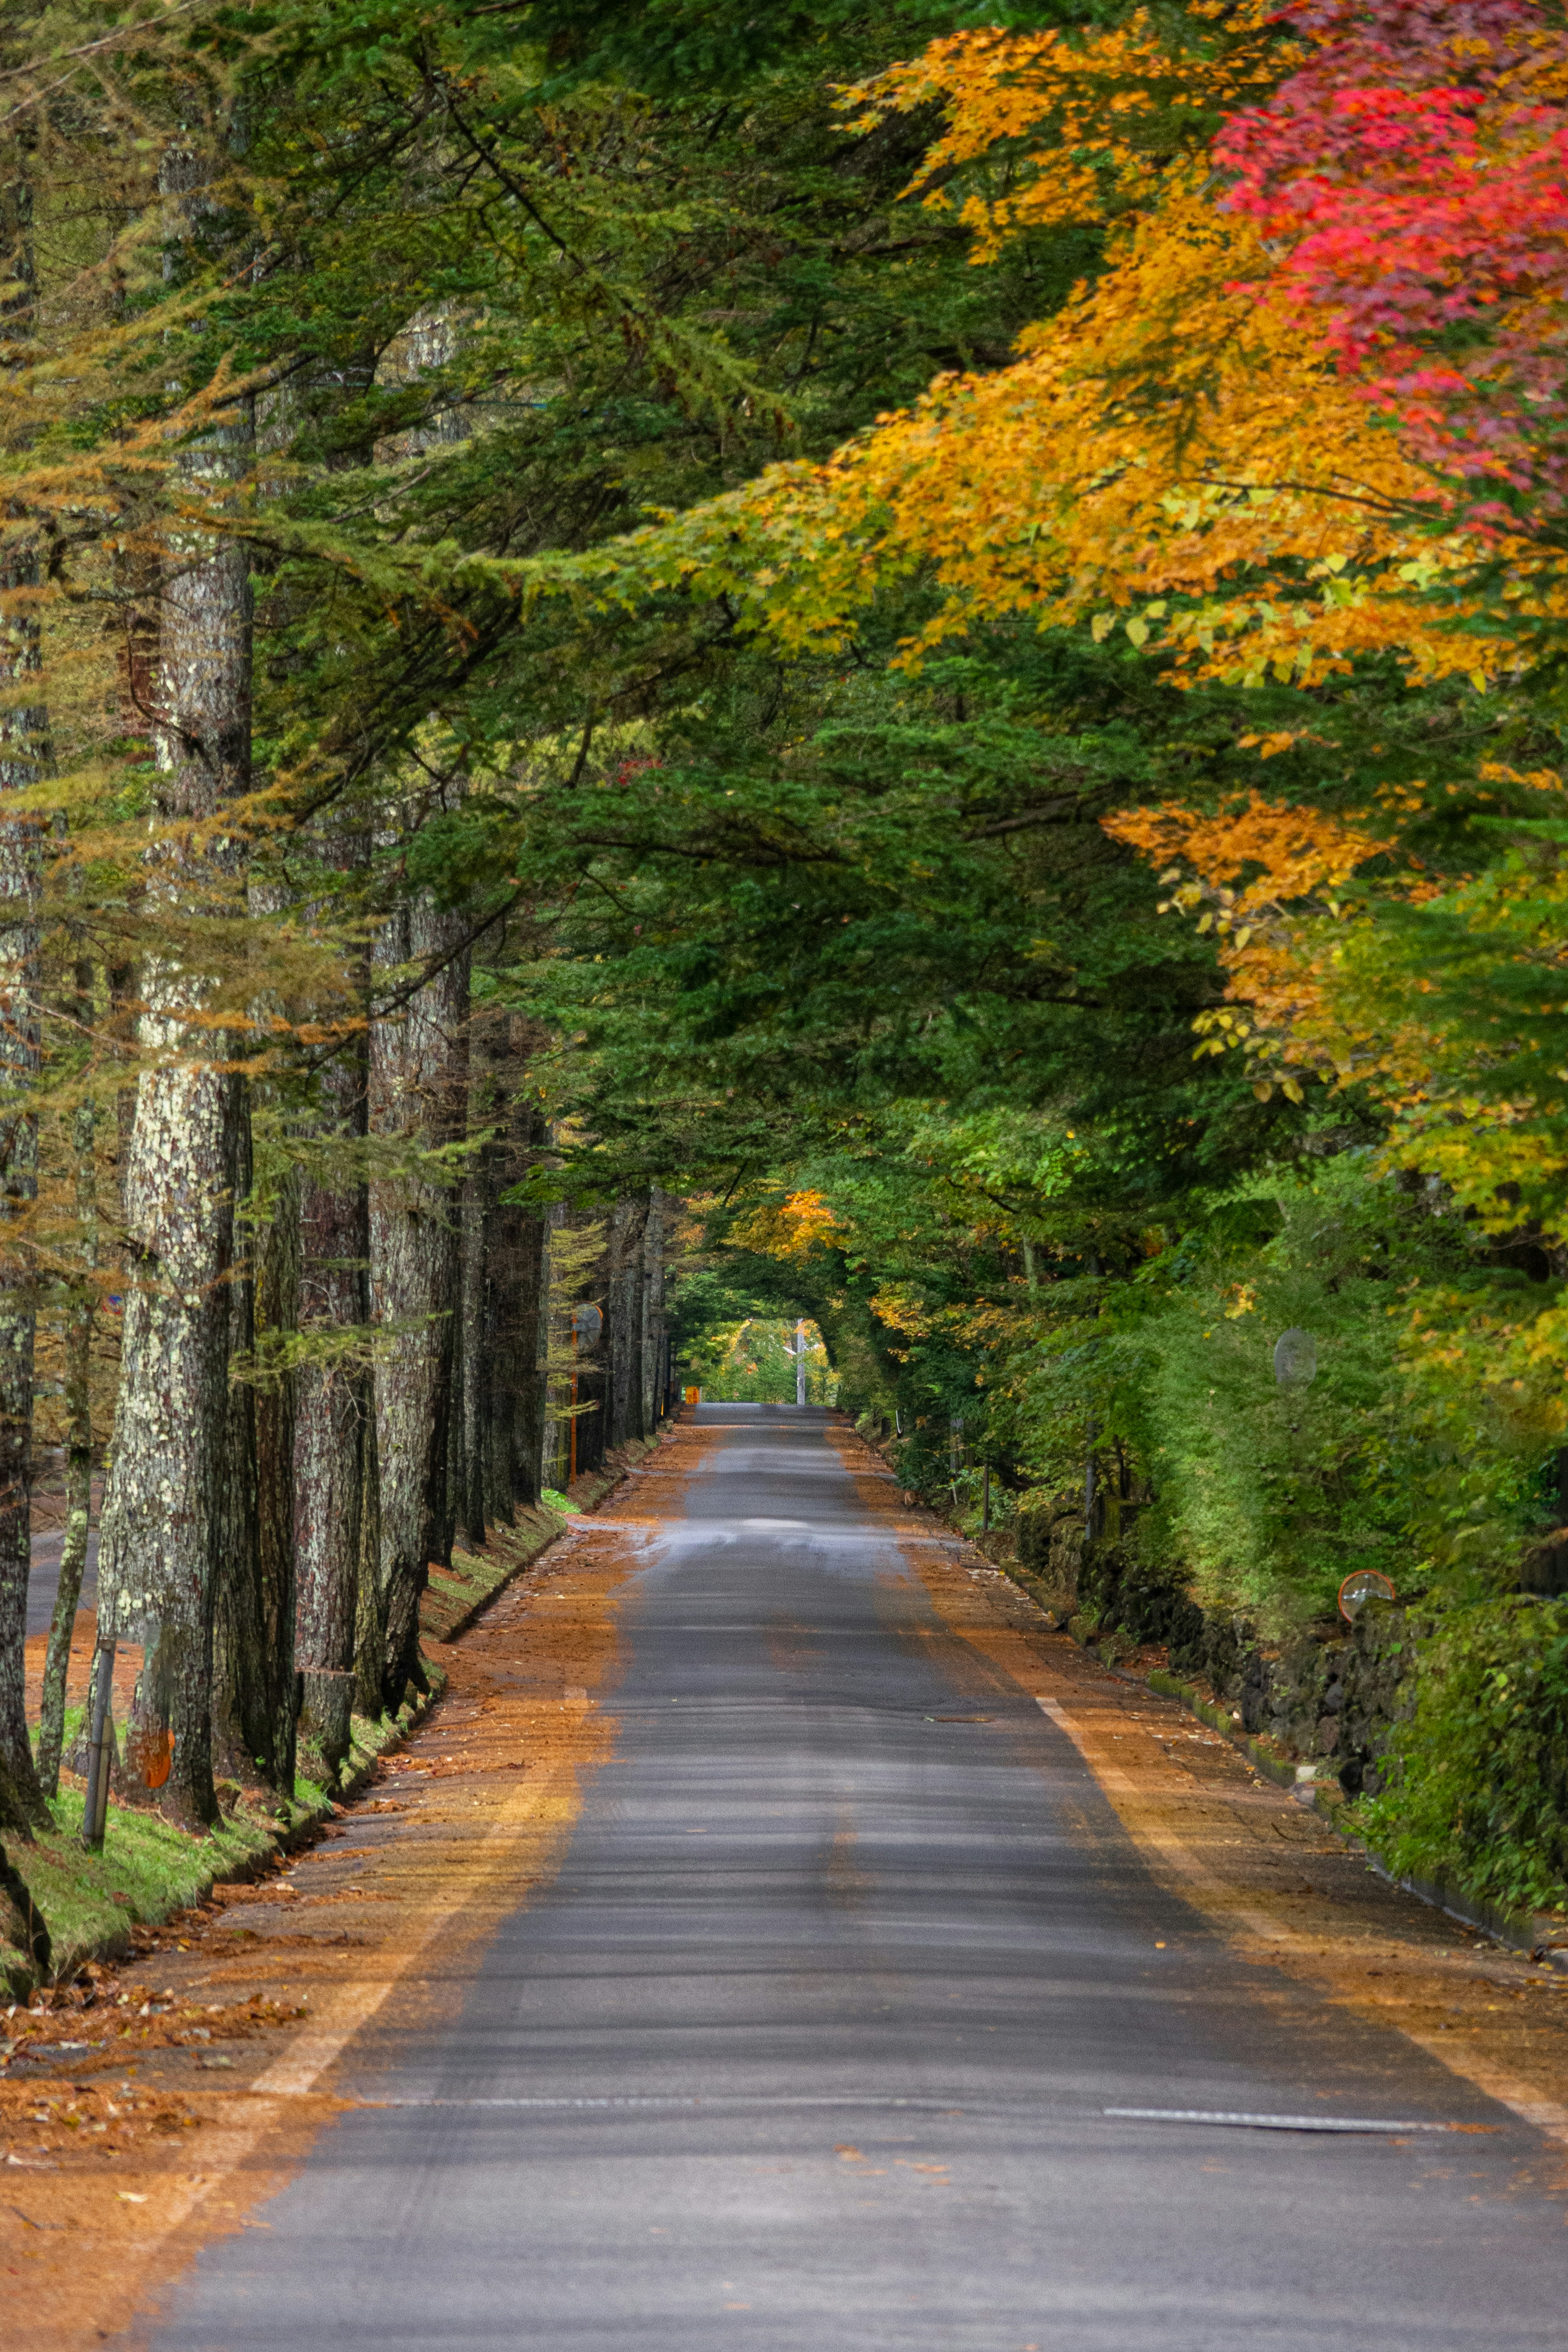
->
[151,1407,1567,2350]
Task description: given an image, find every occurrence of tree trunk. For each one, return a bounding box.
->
[212,1108,297,1797]
[512,1165,549,1506]
[254,1164,298,1791]
[607,1196,648,1449]
[457,1164,486,1546]
[0,167,46,1826]
[93,143,254,1829]
[295,1014,370,1782]
[367,905,467,1714]
[473,1046,548,1520]
[211,1109,259,1786]
[641,1193,666,1436]
[480,1150,517,1531]
[36,1033,97,1800]
[0,1834,49,1972]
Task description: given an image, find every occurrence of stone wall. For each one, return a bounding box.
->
[1017,1509,1416,1796]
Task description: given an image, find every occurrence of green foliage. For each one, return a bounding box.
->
[692,1315,837,1403]
[1360,1599,1568,1917]
[1120,1164,1452,1622]
[1013,1158,1563,1627]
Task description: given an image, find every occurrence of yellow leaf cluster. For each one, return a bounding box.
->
[729,1188,845,1261]
[747,177,1545,687]
[841,6,1284,261]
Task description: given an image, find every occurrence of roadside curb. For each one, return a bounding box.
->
[1,1672,449,2002]
[1052,1587,1566,1964]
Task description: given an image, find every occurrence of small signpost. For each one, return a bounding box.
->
[81,1632,116,1852]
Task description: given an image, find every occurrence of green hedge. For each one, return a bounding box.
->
[1359,1597,1568,1916]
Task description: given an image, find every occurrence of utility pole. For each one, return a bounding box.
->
[780,1317,812,1405]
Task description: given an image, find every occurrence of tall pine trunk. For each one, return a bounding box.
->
[457,1162,486,1547]
[0,165,46,1825]
[640,1192,666,1437]
[366,903,467,1714]
[36,985,97,1800]
[472,1020,548,1523]
[295,941,370,1780]
[211,1104,297,1796]
[94,144,254,1828]
[607,1195,648,1449]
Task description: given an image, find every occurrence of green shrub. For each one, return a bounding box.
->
[1020,1157,1561,1637]
[1359,1597,1568,1916]
[1134,1178,1410,1626]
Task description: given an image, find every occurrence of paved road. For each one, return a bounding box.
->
[152,1407,1566,2350]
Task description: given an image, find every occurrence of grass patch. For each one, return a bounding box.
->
[3,1670,448,1993]
[1,1788,292,1996]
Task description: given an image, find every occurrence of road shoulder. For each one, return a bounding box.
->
[826,1419,1568,2157]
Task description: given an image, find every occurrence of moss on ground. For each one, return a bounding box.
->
[421,1507,568,1642]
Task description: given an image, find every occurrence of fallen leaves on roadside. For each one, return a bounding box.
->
[1,1987,310,2068]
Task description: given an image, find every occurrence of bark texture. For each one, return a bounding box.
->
[0,1835,49,1971]
[457,1164,486,1546]
[367,904,467,1713]
[295,1015,370,1779]
[0,166,45,1825]
[94,149,253,1828]
[607,1195,649,1449]
[641,1193,666,1436]
[472,1017,549,1522]
[36,1054,96,1799]
[212,1111,296,1794]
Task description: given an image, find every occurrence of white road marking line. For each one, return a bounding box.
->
[1105,2109,1459,2134]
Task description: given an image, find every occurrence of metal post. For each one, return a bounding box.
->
[82,1633,115,1852]
[982,1463,991,1534]
[569,1322,578,1485]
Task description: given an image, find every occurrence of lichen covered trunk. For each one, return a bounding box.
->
[0,688,42,1824]
[36,1079,97,1800]
[0,169,46,1824]
[92,290,252,1830]
[97,1052,241,1829]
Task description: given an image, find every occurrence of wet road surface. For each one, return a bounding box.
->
[147,1407,1568,2350]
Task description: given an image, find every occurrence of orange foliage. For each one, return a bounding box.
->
[694,15,1568,691]
[1106,793,1394,1098]
[843,5,1285,260]
[730,1189,844,1260]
